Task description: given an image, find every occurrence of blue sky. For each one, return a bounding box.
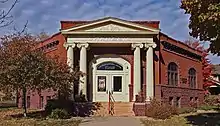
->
[1,0,220,64]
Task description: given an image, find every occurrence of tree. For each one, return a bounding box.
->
[35,31,50,42]
[185,39,213,90]
[0,33,80,117]
[181,0,220,55]
[0,0,18,28]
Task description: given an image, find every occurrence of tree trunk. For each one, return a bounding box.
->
[22,88,27,117]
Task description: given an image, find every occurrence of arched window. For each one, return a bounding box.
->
[188,68,196,88]
[97,62,123,70]
[168,62,178,86]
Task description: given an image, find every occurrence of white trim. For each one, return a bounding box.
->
[62,31,159,35]
[66,37,154,44]
[61,17,159,33]
[90,56,131,102]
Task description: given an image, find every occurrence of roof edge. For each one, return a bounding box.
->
[160,32,203,54]
[39,32,61,43]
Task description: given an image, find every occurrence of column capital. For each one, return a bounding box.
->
[77,43,89,48]
[145,43,157,49]
[131,43,144,50]
[63,43,76,49]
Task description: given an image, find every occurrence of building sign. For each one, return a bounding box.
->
[181,77,187,84]
[98,76,106,92]
[97,62,123,70]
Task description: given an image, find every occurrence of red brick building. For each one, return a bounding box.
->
[18,17,204,115]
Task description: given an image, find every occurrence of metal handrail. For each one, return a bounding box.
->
[108,90,115,115]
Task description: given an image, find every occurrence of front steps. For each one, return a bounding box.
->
[93,102,135,116]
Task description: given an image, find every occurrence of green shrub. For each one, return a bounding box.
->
[178,107,197,114]
[45,99,75,116]
[45,98,100,117]
[74,94,87,102]
[49,108,70,119]
[146,99,179,119]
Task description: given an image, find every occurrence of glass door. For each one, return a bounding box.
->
[110,75,125,101]
[95,75,110,102]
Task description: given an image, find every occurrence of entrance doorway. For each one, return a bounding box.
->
[91,57,131,102]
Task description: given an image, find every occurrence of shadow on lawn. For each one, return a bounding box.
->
[10,110,46,119]
[9,102,102,119]
[185,112,220,126]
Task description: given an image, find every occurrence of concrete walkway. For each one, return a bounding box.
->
[79,117,144,126]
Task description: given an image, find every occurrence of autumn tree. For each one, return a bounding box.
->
[181,0,220,55]
[0,0,18,28]
[185,39,213,90]
[0,33,80,117]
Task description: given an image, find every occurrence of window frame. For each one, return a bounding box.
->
[176,97,181,108]
[39,96,44,109]
[168,62,179,86]
[169,97,174,106]
[188,68,196,88]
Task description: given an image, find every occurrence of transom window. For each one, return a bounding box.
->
[97,62,123,70]
[168,62,178,86]
[188,68,196,88]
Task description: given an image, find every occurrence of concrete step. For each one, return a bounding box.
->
[93,102,135,117]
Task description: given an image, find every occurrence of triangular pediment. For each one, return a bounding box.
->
[85,23,139,32]
[61,17,159,34]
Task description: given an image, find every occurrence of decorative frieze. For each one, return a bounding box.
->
[67,37,153,44]
[86,24,138,32]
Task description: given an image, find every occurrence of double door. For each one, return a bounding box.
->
[95,73,127,102]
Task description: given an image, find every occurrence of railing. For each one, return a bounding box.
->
[108,90,115,115]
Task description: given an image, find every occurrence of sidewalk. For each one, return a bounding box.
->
[79,117,144,126]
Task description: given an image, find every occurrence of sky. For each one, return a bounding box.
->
[1,0,220,64]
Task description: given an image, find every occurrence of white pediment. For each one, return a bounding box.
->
[85,24,139,32]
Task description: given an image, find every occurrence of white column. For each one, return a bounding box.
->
[145,43,156,102]
[64,43,75,100]
[77,43,89,97]
[66,44,75,71]
[132,43,143,101]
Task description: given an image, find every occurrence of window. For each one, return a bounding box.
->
[46,96,51,101]
[97,76,106,92]
[195,97,198,106]
[169,97,174,106]
[188,68,196,88]
[190,97,193,102]
[168,62,178,86]
[27,96,30,108]
[97,62,123,70]
[195,97,198,102]
[176,97,181,108]
[39,96,44,109]
[113,76,122,92]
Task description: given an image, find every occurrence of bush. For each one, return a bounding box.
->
[197,105,218,111]
[146,99,178,119]
[45,98,100,117]
[74,94,87,102]
[49,109,70,119]
[204,95,219,106]
[45,99,75,116]
[178,107,197,114]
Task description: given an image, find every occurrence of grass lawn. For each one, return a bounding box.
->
[141,111,220,126]
[0,108,81,126]
[141,116,189,126]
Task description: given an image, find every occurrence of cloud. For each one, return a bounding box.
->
[0,0,219,63]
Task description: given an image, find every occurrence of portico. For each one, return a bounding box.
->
[62,17,159,102]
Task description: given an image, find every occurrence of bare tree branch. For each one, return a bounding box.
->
[13,20,28,34]
[0,0,18,27]
[0,0,9,3]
